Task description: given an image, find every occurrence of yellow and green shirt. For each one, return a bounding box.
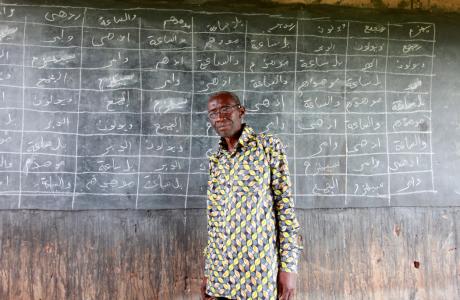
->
[204,124,302,300]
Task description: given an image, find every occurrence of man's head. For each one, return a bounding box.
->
[207,91,245,138]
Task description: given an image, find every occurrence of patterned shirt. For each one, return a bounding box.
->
[204,125,302,300]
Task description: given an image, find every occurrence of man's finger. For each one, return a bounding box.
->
[281,290,294,300]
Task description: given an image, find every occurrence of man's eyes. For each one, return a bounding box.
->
[208,105,235,119]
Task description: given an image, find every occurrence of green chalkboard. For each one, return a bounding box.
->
[0,1,457,209]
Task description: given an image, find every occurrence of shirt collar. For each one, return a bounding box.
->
[217,124,256,155]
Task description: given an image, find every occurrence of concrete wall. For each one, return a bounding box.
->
[271,0,460,12]
[22,0,460,12]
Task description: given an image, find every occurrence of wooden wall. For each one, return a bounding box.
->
[0,0,457,299]
[0,208,458,299]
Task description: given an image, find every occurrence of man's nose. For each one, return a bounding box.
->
[214,110,226,121]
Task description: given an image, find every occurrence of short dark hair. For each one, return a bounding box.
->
[208,91,241,106]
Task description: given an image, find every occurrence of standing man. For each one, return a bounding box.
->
[201,91,302,300]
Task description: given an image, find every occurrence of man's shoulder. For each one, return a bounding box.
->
[253,131,283,149]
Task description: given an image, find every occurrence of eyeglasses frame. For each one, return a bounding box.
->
[207,104,241,120]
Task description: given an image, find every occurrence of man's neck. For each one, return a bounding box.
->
[224,136,239,153]
[223,126,244,153]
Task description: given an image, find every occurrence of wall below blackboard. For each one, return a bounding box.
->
[0,208,458,299]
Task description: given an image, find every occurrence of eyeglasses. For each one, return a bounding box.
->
[207,104,240,120]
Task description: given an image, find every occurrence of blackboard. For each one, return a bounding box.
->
[0,2,458,210]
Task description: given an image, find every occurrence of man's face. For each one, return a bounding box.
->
[207,94,245,138]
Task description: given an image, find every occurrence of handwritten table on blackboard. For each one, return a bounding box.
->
[0,4,438,209]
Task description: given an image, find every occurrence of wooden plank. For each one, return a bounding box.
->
[0,208,458,299]
[0,210,187,300]
[296,208,460,299]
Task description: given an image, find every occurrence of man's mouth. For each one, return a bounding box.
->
[216,123,230,130]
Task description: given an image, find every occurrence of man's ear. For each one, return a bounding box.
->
[239,106,246,118]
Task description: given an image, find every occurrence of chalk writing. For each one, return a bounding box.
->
[0,5,436,209]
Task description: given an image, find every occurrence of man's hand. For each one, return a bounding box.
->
[277,271,297,300]
[200,277,215,300]
[200,277,207,299]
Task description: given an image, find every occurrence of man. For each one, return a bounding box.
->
[201,91,302,300]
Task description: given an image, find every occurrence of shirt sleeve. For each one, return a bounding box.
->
[268,136,302,273]
[203,206,210,278]
[203,228,210,277]
[203,157,214,278]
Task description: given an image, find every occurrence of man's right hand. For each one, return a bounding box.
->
[201,277,215,300]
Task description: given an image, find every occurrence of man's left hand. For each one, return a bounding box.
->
[277,271,297,300]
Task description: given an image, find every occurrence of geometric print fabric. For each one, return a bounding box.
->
[204,125,302,300]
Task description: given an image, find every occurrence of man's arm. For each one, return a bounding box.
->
[269,136,302,299]
[201,158,213,299]
[269,136,302,272]
[201,199,211,299]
